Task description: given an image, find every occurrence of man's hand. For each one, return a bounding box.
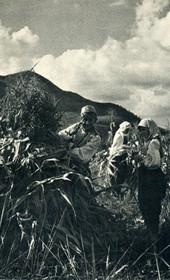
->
[61,134,73,141]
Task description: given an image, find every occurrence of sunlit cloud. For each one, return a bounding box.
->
[135,0,170,48]
[0,0,170,125]
[34,0,170,124]
[12,26,39,45]
[0,20,39,73]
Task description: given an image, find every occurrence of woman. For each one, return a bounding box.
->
[105,122,117,148]
[108,121,132,187]
[134,118,167,238]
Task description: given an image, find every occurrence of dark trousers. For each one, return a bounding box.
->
[138,166,167,235]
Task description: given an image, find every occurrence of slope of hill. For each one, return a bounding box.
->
[0,70,140,123]
[0,70,141,143]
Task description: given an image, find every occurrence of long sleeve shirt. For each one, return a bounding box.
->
[59,123,101,164]
[141,139,161,169]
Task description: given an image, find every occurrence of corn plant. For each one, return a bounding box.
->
[0,72,169,279]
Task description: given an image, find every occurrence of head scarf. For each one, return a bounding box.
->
[138,118,161,139]
[119,121,131,132]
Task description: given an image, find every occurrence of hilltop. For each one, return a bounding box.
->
[0,70,139,119]
[0,70,140,140]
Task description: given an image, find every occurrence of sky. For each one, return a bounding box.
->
[0,0,170,126]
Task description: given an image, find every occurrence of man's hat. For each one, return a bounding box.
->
[81,105,97,116]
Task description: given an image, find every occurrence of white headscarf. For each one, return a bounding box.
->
[109,121,131,157]
[119,121,131,134]
[138,118,161,139]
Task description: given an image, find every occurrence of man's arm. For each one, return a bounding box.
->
[58,123,79,141]
[69,135,101,163]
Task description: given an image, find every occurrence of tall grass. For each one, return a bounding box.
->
[0,71,169,279]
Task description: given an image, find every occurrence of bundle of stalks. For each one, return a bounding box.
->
[0,135,129,279]
[0,73,169,279]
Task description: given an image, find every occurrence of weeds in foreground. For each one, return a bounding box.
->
[0,71,169,279]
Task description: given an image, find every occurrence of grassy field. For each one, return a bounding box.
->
[0,126,169,279]
[0,76,169,279]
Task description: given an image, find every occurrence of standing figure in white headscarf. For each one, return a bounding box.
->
[108,121,132,189]
[134,118,167,239]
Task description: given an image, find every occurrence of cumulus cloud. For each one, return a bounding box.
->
[12,26,39,45]
[34,0,170,125]
[0,21,39,74]
[0,0,170,125]
[135,0,170,48]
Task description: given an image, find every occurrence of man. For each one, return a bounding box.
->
[58,105,101,175]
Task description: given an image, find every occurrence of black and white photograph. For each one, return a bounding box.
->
[0,0,170,279]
